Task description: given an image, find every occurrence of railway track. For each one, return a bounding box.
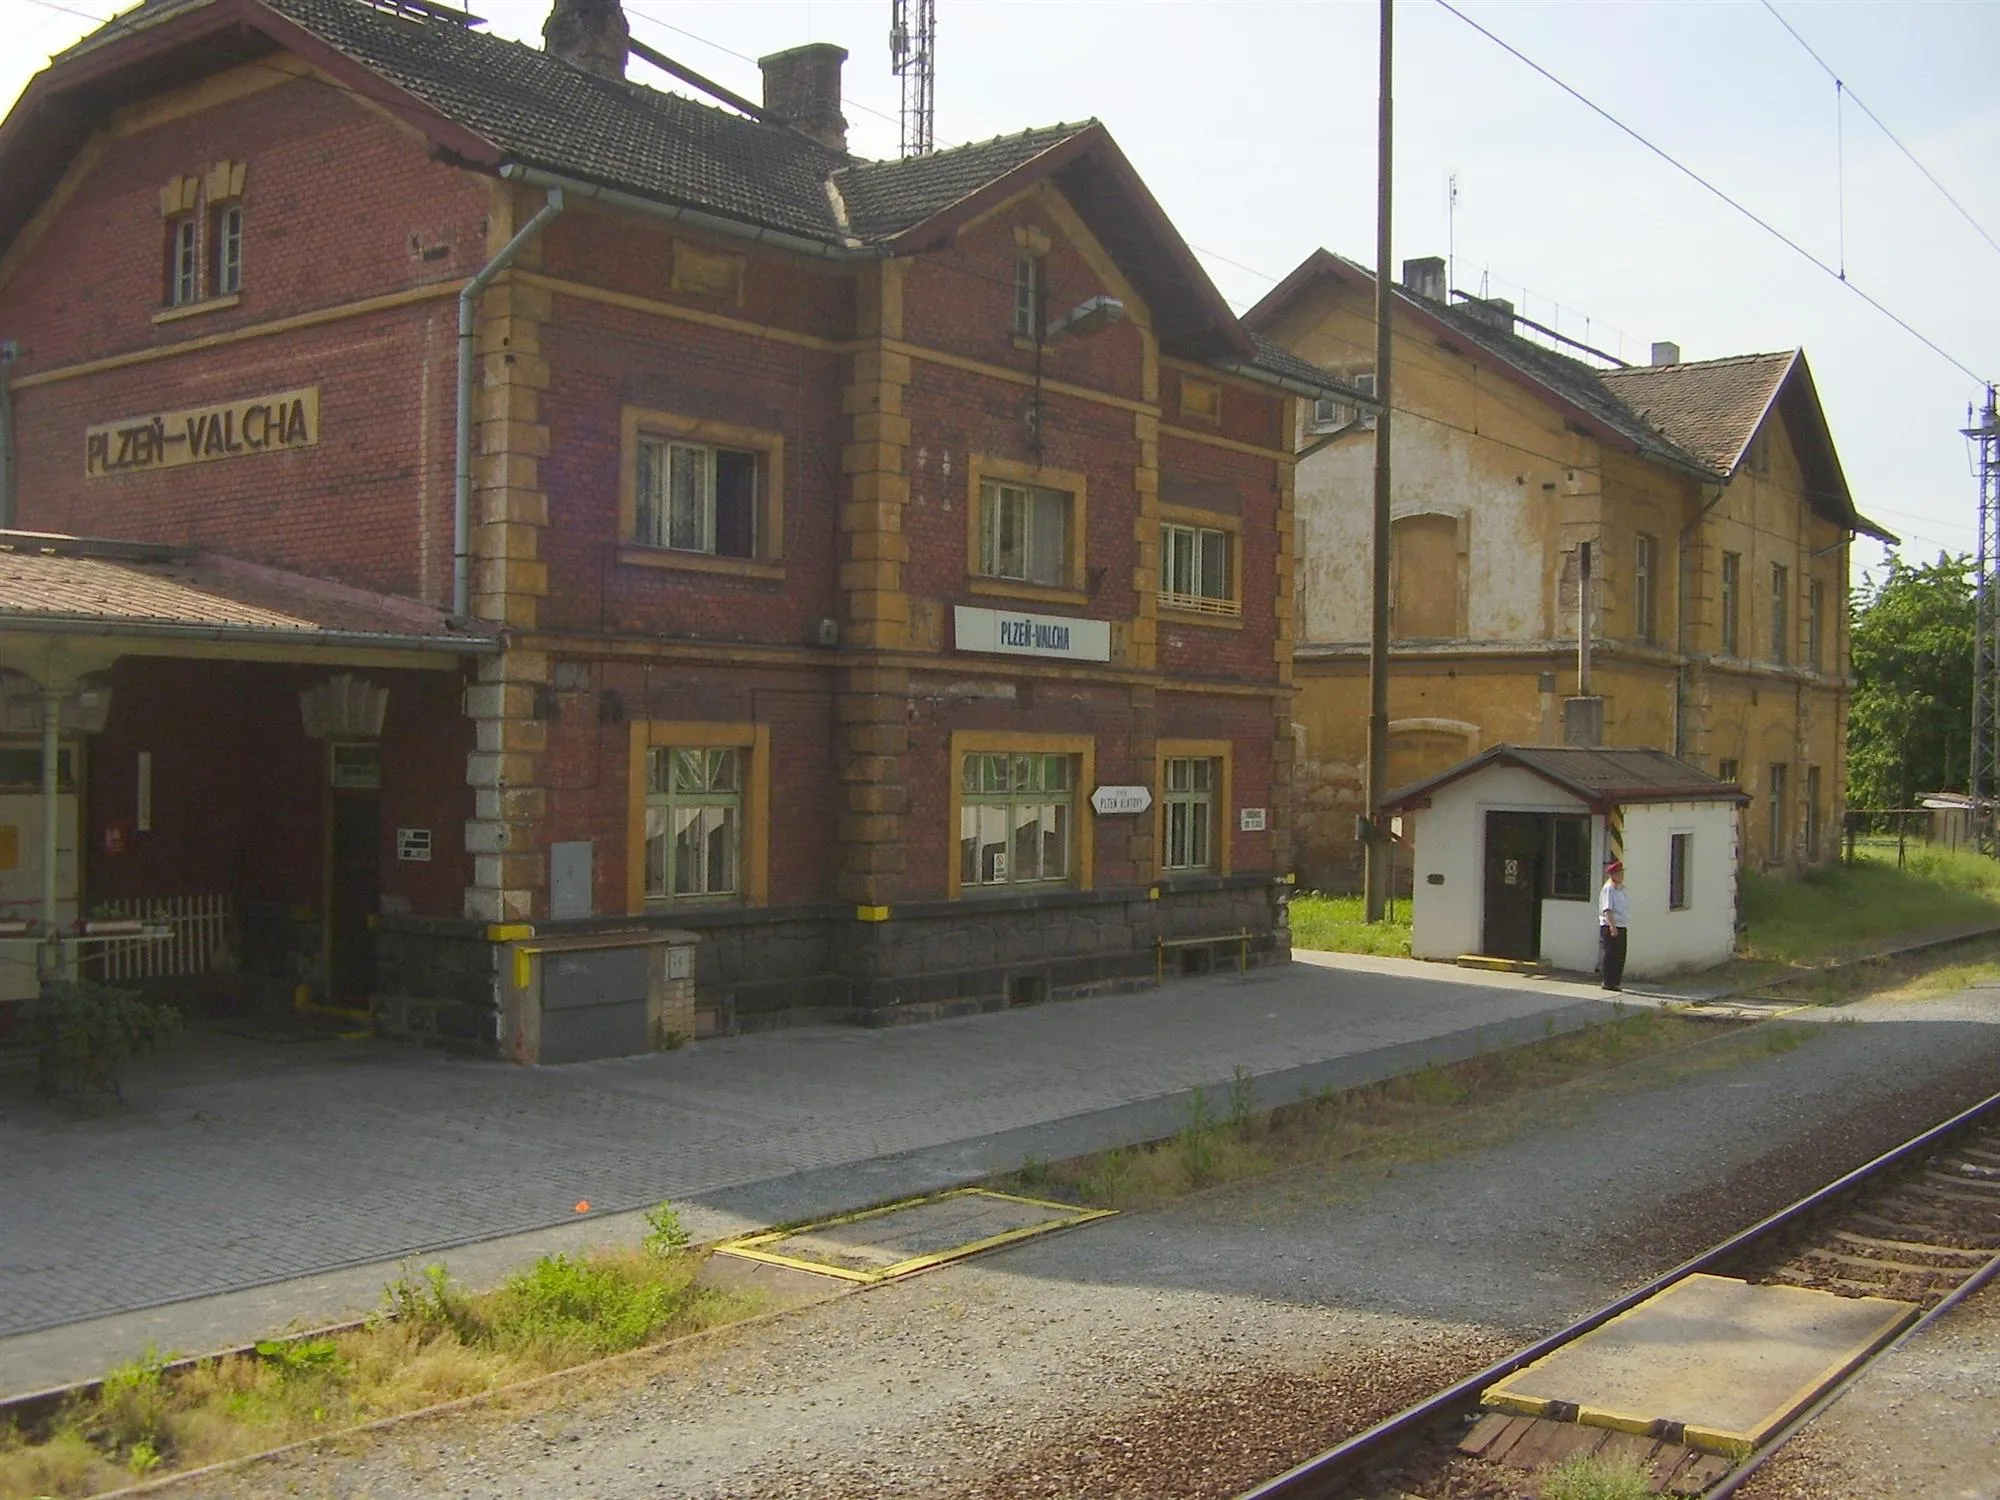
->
[1237,1090,2000,1500]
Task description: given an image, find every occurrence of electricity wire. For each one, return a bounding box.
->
[1759,0,2000,265]
[1433,0,1989,387]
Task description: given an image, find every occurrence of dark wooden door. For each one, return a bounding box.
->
[329,792,381,1004]
[1482,812,1546,960]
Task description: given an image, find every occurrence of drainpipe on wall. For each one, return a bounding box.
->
[454,189,565,622]
[1674,482,1727,759]
[38,685,63,983]
[0,340,19,529]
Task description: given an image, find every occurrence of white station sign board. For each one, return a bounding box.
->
[954,605,1111,663]
[1090,785,1153,816]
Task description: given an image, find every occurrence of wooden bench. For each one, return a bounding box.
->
[1156,929,1251,983]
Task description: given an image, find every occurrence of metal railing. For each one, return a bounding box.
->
[90,894,231,982]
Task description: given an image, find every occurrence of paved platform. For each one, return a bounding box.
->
[0,953,1629,1396]
[1485,1273,1919,1452]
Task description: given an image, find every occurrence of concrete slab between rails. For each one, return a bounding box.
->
[1483,1273,1919,1454]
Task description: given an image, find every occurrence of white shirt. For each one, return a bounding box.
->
[1599,878,1630,930]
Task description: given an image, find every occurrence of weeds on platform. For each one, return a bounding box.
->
[1287,893,1412,957]
[993,1011,1815,1211]
[0,1205,757,1500]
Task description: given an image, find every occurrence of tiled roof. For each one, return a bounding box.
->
[1236,334,1364,399]
[1599,352,1797,474]
[835,125,1092,242]
[1385,744,1745,812]
[0,537,496,649]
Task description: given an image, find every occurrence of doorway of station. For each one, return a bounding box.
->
[326,742,381,1008]
[1481,811,1547,961]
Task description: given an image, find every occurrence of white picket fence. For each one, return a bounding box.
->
[92,895,232,982]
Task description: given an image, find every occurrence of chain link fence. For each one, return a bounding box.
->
[1843,805,1988,866]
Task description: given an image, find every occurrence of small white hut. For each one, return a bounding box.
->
[1382,746,1745,979]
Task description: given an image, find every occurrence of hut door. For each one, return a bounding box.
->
[1481,812,1546,960]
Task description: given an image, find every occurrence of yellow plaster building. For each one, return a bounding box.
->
[1246,252,1894,887]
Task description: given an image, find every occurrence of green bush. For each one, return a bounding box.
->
[642,1201,691,1257]
[28,981,179,1098]
[1540,1452,1655,1500]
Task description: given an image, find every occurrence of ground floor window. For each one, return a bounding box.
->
[1805,765,1822,856]
[1669,832,1692,910]
[959,751,1075,890]
[1768,762,1789,858]
[1160,757,1217,871]
[645,746,742,901]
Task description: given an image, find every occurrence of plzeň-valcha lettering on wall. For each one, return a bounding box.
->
[84,388,320,477]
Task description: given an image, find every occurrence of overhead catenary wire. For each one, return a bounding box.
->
[1759,0,2000,266]
[1433,0,1990,388]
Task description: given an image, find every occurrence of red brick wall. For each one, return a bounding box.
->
[1157,431,1283,681]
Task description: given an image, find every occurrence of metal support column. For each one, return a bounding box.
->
[1363,0,1395,923]
[1970,387,2000,854]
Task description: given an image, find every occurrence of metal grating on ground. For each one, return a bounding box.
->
[714,1188,1115,1283]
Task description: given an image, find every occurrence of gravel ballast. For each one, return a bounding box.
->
[190,988,2000,1500]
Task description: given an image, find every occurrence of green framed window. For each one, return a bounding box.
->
[978,480,1071,587]
[959,752,1074,889]
[644,746,742,901]
[1160,756,1217,871]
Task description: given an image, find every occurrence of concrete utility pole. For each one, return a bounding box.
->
[1363,0,1395,923]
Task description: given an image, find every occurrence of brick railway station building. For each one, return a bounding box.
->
[0,0,1354,1050]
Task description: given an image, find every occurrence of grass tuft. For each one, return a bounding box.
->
[1289,893,1411,957]
[1739,846,2000,966]
[1540,1451,1656,1500]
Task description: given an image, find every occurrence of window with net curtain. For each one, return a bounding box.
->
[1160,756,1217,870]
[960,752,1074,889]
[635,439,759,557]
[644,747,741,901]
[978,480,1070,588]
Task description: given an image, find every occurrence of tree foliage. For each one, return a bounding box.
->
[1847,552,1974,809]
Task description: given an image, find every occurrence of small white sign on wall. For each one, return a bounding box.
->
[396,828,432,862]
[1239,807,1268,832]
[1090,785,1152,815]
[953,605,1112,662]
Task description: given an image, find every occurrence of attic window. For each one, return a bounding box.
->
[1013,254,1044,339]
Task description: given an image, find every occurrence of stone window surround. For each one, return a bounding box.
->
[624,719,771,914]
[963,453,1091,609]
[153,160,245,323]
[947,730,1097,900]
[1156,738,1233,879]
[617,406,787,581]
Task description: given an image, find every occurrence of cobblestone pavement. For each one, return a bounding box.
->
[0,957,1612,1343]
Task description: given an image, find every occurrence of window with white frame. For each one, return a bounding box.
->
[1013,254,1043,339]
[1159,521,1236,615]
[1310,372,1376,432]
[1160,757,1217,871]
[644,746,742,901]
[978,479,1071,588]
[959,751,1074,890]
[635,438,759,557]
[166,216,199,306]
[212,202,243,296]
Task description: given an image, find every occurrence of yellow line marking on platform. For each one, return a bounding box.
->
[713,1188,1116,1284]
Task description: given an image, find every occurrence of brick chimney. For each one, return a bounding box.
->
[1461,296,1515,333]
[1401,256,1447,303]
[759,43,848,151]
[544,0,628,80]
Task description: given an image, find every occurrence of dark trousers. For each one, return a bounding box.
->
[1600,926,1628,991]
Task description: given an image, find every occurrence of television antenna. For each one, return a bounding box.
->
[890,0,935,156]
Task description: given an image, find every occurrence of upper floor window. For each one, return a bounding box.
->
[1311,373,1376,433]
[166,216,199,306]
[1718,758,1741,786]
[635,438,759,557]
[1634,533,1657,643]
[1771,563,1791,665]
[212,202,244,297]
[1806,579,1824,673]
[1013,254,1044,339]
[1720,551,1741,655]
[1160,521,1237,617]
[979,479,1071,588]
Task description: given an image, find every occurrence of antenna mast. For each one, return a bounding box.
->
[890,0,935,157]
[1970,386,2000,851]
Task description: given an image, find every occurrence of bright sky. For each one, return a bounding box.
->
[5,0,1997,578]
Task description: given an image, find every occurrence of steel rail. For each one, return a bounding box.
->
[1235,1087,2000,1500]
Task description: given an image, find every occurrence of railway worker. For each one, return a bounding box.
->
[1598,860,1629,992]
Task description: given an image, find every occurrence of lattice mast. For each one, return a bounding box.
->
[1970,385,2000,852]
[890,0,935,157]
